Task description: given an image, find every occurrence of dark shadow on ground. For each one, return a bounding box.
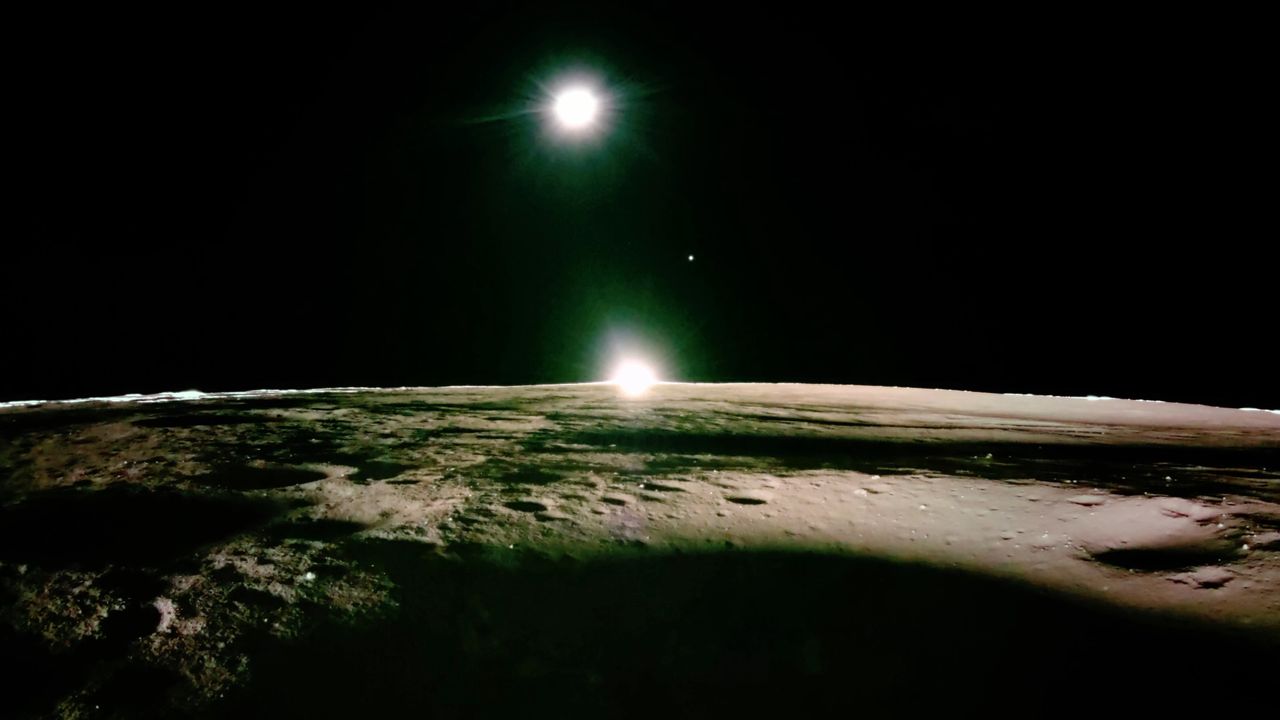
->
[0,486,298,718]
[345,460,415,482]
[1091,544,1244,571]
[261,518,368,543]
[193,466,328,491]
[2,563,180,719]
[535,429,1280,502]
[0,486,292,569]
[0,405,143,438]
[133,414,283,428]
[207,541,1276,719]
[194,422,415,485]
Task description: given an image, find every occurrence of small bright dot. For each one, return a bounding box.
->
[610,360,658,397]
[688,255,694,261]
[553,87,599,130]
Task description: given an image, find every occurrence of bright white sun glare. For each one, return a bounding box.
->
[553,87,599,129]
[610,360,658,397]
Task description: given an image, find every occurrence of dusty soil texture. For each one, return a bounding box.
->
[2,383,1279,718]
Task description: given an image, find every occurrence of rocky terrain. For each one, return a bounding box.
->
[2,383,1278,717]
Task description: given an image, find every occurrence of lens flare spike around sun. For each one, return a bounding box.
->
[610,360,658,397]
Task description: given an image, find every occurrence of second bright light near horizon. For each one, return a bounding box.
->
[610,360,658,397]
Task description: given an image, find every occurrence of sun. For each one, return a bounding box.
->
[610,360,658,397]
[552,86,600,130]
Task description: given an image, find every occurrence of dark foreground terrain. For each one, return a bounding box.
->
[2,383,1278,717]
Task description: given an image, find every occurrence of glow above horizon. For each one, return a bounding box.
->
[610,360,658,397]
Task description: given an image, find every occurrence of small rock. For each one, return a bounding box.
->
[852,488,869,497]
[1156,497,1220,522]
[1030,533,1058,549]
[866,483,894,494]
[1169,566,1234,589]
[153,597,177,634]
[726,489,772,505]
[602,493,635,506]
[535,510,572,522]
[1068,495,1107,507]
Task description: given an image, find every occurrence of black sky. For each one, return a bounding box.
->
[5,6,1274,407]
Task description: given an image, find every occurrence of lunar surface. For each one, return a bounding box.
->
[2,383,1279,717]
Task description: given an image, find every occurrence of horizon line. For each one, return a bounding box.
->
[1,382,1277,416]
